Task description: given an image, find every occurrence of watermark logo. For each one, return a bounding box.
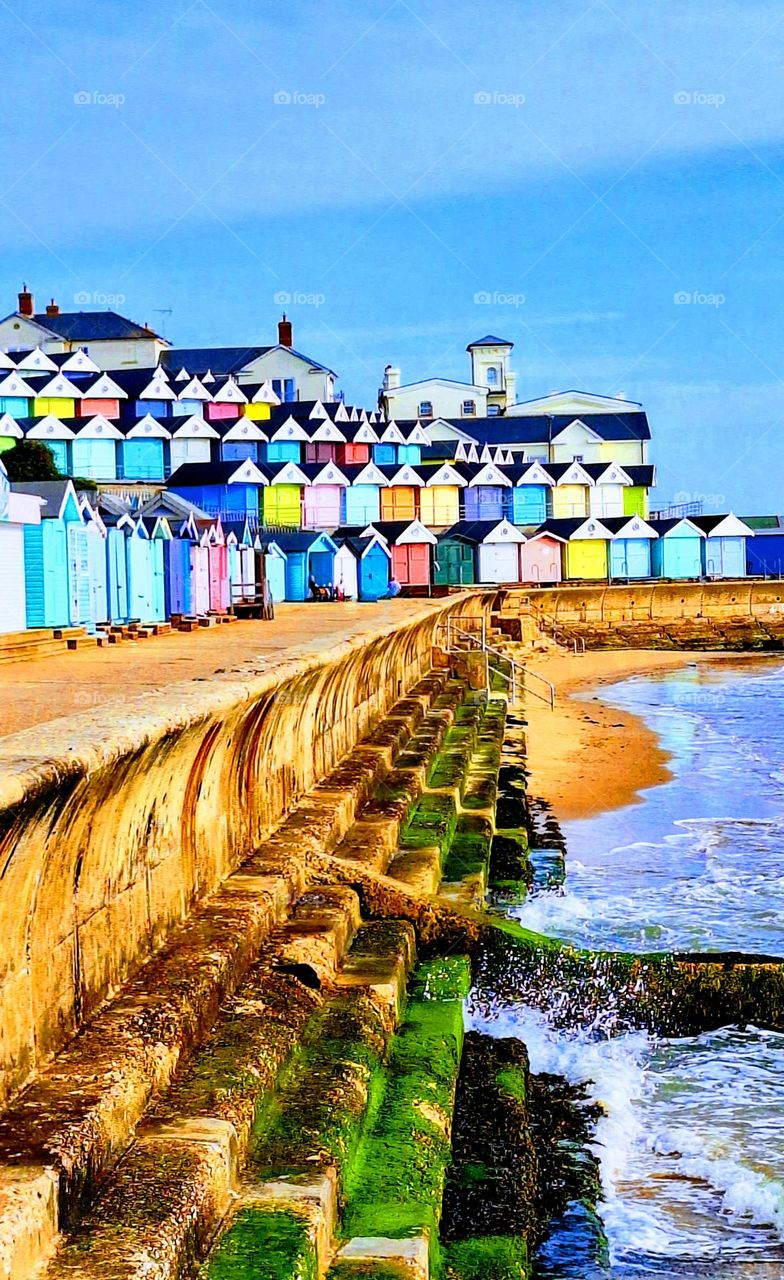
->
[474,289,526,307]
[74,290,126,306]
[273,90,326,108]
[474,90,526,108]
[673,90,725,108]
[673,489,727,509]
[74,90,125,108]
[273,290,325,308]
[674,290,726,307]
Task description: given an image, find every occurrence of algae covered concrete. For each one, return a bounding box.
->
[0,593,488,1106]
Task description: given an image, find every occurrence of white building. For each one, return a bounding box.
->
[161,318,338,403]
[0,288,169,368]
[380,334,516,420]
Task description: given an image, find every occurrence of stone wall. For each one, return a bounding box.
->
[0,595,486,1107]
[499,580,784,624]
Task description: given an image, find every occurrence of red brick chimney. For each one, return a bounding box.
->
[18,285,34,317]
[278,313,293,347]
[46,299,60,317]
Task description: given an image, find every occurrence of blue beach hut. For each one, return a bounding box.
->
[79,497,109,626]
[12,479,85,628]
[745,518,784,576]
[334,534,391,601]
[603,515,657,580]
[273,530,338,600]
[692,514,753,578]
[261,537,287,603]
[510,462,553,526]
[649,518,704,579]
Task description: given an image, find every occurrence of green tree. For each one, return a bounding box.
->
[2,440,63,482]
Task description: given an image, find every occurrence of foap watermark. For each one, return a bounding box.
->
[474,90,526,108]
[74,290,126,306]
[673,489,727,510]
[474,289,526,307]
[273,290,325,308]
[273,90,325,108]
[673,90,726,108]
[674,290,726,307]
[74,89,125,108]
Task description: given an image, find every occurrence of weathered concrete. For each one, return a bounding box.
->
[0,593,486,1107]
[500,580,784,625]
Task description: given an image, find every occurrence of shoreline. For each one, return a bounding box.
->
[522,649,774,823]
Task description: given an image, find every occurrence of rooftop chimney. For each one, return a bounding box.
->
[384,364,401,391]
[278,313,293,347]
[18,285,33,317]
[46,298,60,317]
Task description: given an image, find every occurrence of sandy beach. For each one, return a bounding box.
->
[523,650,709,821]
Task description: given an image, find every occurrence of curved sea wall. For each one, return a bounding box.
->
[502,579,784,624]
[0,594,486,1107]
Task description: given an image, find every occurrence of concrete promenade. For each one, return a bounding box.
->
[0,600,456,738]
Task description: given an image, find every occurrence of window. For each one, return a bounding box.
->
[487,405,501,417]
[272,379,282,399]
[284,378,296,402]
[418,401,433,418]
[486,366,499,385]
[573,454,583,462]
[462,400,476,417]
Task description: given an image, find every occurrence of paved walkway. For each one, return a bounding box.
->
[0,602,453,738]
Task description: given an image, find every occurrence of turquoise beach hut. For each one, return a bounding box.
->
[261,537,287,603]
[650,517,704,579]
[273,530,338,600]
[12,479,86,628]
[79,497,109,626]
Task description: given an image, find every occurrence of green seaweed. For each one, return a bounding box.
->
[203,1206,316,1280]
[442,1236,529,1279]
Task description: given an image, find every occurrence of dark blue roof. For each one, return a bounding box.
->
[466,335,513,348]
[405,413,651,446]
[168,462,264,486]
[33,311,160,341]
[272,530,336,552]
[162,345,337,377]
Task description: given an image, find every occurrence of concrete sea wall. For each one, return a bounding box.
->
[0,595,485,1107]
[502,579,784,623]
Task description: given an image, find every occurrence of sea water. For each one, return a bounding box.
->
[477,659,784,1277]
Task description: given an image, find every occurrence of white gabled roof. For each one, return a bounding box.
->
[551,417,603,443]
[202,368,216,384]
[269,461,309,486]
[468,444,480,464]
[470,463,512,488]
[506,390,643,416]
[480,445,492,463]
[26,414,75,439]
[351,461,387,487]
[704,513,755,537]
[170,414,220,439]
[222,419,268,442]
[0,413,22,438]
[387,463,425,487]
[454,441,468,463]
[333,402,349,422]
[84,372,128,400]
[35,373,84,400]
[392,518,437,546]
[59,349,101,375]
[310,419,346,443]
[227,459,268,486]
[176,376,211,402]
[174,367,189,382]
[251,381,281,405]
[126,413,172,439]
[659,517,705,537]
[15,346,58,374]
[139,371,176,400]
[609,516,657,539]
[213,377,248,405]
[307,400,329,420]
[74,414,123,440]
[310,462,349,487]
[479,519,526,545]
[516,461,554,487]
[595,462,632,486]
[568,517,612,540]
[406,422,431,446]
[352,422,379,444]
[0,371,34,397]
[558,461,594,486]
[271,416,310,442]
[0,351,16,370]
[379,421,406,445]
[425,463,467,488]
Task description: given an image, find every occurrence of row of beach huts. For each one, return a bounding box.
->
[1,459,778,636]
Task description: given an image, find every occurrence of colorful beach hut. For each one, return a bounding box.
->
[13,479,87,628]
[273,530,338,601]
[262,538,287,603]
[165,516,199,616]
[433,529,476,587]
[510,462,553,526]
[333,534,391,601]
[0,468,44,634]
[79,498,109,626]
[418,463,465,528]
[692,514,753,578]
[519,530,564,584]
[603,515,658,580]
[463,462,513,523]
[649,518,704,579]
[372,519,437,590]
[342,462,386,527]
[541,517,611,581]
[745,518,784,576]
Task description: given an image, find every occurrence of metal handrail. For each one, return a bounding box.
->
[519,596,586,654]
[439,617,555,709]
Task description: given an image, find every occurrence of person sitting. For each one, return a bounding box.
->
[386,576,401,598]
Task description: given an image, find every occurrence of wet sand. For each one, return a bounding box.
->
[523,650,712,821]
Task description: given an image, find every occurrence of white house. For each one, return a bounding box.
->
[0,288,169,367]
[161,318,338,403]
[379,333,517,421]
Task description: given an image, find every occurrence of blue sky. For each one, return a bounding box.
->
[1,0,783,510]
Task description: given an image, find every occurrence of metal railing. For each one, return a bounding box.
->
[518,596,586,654]
[438,616,555,709]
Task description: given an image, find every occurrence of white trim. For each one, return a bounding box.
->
[516,461,554,487]
[213,377,248,404]
[26,415,75,440]
[138,373,176,401]
[565,517,612,540]
[176,376,211,402]
[227,459,267,485]
[251,380,281,405]
[351,422,379,444]
[387,464,425,487]
[425,463,466,488]
[310,462,349,487]
[269,461,309,486]
[60,349,102,375]
[126,413,172,439]
[470,463,512,488]
[222,419,268,441]
[0,413,23,438]
[351,462,387,487]
[34,373,84,400]
[310,420,347,443]
[476,519,526,545]
[0,372,34,397]
[379,421,405,445]
[271,416,310,442]
[594,463,632,486]
[83,372,128,400]
[702,513,754,538]
[170,414,220,439]
[556,461,594,486]
[15,346,58,374]
[391,518,437,546]
[74,414,123,440]
[608,516,657,539]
